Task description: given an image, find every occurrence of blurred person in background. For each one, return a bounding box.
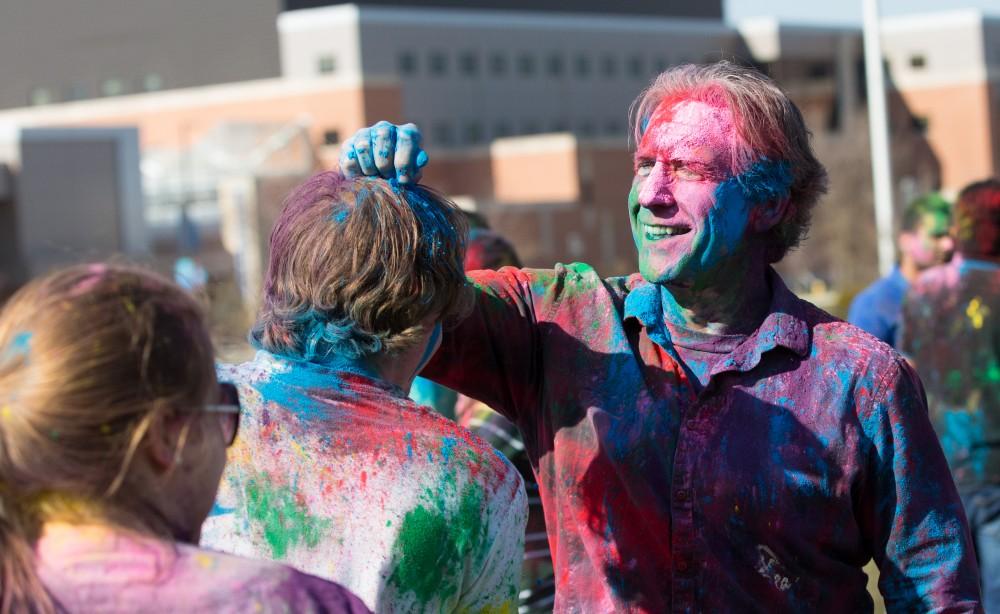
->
[343,62,982,612]
[848,193,953,346]
[899,178,1000,611]
[0,264,368,613]
[200,172,526,613]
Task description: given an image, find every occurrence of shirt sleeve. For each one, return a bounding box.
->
[422,266,554,424]
[857,358,983,613]
[456,470,528,614]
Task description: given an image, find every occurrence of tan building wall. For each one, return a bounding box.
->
[896,82,997,191]
[0,77,403,158]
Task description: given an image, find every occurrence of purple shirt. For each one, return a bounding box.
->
[36,523,370,614]
[899,256,1000,490]
[424,262,982,613]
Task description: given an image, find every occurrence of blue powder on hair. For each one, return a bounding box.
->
[265,177,463,367]
[4,331,32,361]
[332,208,349,224]
[300,310,382,362]
[726,158,792,205]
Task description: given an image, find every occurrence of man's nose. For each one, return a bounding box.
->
[637,164,676,207]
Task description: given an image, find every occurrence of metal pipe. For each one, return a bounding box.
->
[862,0,896,276]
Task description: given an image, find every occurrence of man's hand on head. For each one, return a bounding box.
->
[339,121,428,184]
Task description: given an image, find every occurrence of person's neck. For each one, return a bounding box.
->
[661,257,773,336]
[374,339,435,391]
[898,256,920,283]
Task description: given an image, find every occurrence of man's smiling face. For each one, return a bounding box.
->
[629,97,754,288]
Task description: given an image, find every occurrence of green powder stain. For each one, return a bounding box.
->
[244,478,330,559]
[388,482,488,605]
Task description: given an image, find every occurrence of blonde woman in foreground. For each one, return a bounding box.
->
[0,264,369,614]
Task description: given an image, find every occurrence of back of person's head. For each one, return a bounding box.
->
[954,178,1000,260]
[252,172,471,363]
[465,228,522,271]
[630,61,829,262]
[901,192,951,234]
[0,264,216,613]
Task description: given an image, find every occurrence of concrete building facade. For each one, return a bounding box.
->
[277,4,740,149]
[0,0,281,110]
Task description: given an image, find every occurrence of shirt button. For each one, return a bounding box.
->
[675,559,690,573]
[676,489,690,501]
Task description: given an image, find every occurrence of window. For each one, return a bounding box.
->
[807,62,832,80]
[521,119,541,135]
[604,119,624,136]
[463,121,484,145]
[317,54,337,75]
[490,53,508,76]
[65,83,88,101]
[627,55,644,78]
[550,119,569,132]
[429,52,448,76]
[459,52,479,77]
[517,54,536,77]
[323,129,341,145]
[601,54,617,77]
[577,120,596,137]
[575,55,591,77]
[142,73,163,92]
[547,54,564,77]
[493,120,512,138]
[28,87,53,106]
[398,52,418,75]
[432,121,453,145]
[909,54,927,69]
[100,78,126,97]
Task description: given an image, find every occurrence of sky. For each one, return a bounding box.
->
[725,0,1000,25]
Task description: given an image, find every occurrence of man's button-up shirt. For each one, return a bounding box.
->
[424,262,981,613]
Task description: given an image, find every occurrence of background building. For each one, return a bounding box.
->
[0,0,281,110]
[0,2,996,323]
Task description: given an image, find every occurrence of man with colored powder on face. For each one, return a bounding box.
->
[899,178,1000,611]
[848,193,953,346]
[200,171,527,613]
[343,64,982,612]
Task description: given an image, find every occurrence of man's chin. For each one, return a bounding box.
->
[638,262,691,287]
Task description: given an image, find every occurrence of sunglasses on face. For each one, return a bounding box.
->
[203,382,241,447]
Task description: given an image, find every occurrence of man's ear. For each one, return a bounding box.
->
[144,411,185,473]
[751,197,791,233]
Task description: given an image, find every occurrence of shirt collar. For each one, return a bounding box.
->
[250,350,408,400]
[624,268,811,375]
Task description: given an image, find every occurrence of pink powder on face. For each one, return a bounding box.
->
[629,98,755,284]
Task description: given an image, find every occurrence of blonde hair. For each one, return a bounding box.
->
[252,172,472,361]
[0,264,216,613]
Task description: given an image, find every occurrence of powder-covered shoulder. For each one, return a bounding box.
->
[909,262,960,299]
[799,298,907,383]
[404,399,525,497]
[175,543,370,613]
